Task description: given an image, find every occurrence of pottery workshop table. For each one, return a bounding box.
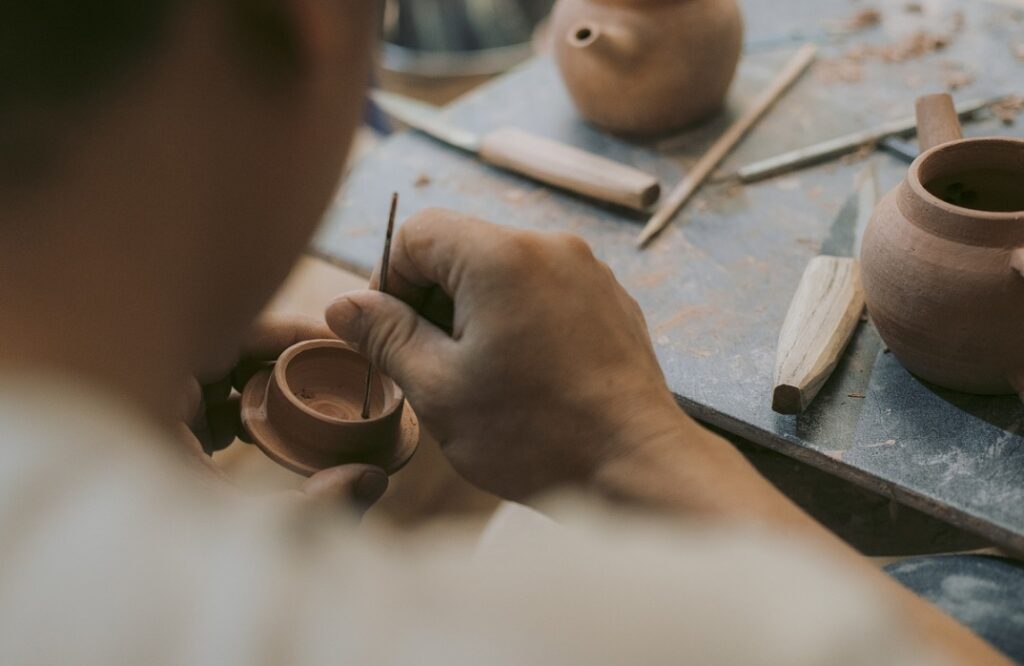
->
[315,0,1024,552]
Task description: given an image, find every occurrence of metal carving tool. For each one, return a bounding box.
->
[362,192,399,419]
[727,95,1005,184]
[772,164,877,415]
[877,135,918,163]
[371,89,660,211]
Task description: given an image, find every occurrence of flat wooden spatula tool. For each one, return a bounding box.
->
[772,165,876,415]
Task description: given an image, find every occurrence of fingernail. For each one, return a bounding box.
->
[354,469,388,505]
[326,296,363,341]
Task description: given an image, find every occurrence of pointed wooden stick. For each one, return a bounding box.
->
[362,192,399,419]
[636,43,818,248]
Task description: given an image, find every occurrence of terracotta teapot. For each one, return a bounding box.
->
[550,0,743,135]
[860,93,1024,397]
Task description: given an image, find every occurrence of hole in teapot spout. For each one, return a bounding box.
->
[569,23,599,48]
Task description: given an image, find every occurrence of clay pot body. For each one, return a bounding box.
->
[551,0,743,135]
[860,95,1024,396]
[241,340,419,476]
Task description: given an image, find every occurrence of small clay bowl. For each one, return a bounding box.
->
[240,339,419,476]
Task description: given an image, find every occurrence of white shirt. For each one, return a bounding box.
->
[0,374,937,665]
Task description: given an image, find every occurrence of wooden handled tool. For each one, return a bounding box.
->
[479,127,660,210]
[726,95,1001,183]
[772,167,876,415]
[772,257,864,414]
[371,90,660,211]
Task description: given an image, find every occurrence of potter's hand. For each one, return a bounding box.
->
[326,209,689,501]
[180,314,389,513]
[184,313,336,454]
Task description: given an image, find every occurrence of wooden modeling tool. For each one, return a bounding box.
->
[772,165,876,415]
[636,43,818,248]
[362,192,399,419]
[372,90,661,211]
[726,95,1004,183]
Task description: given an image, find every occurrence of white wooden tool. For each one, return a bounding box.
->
[772,166,876,415]
[772,257,865,414]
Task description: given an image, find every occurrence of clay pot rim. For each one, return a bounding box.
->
[273,339,404,426]
[241,368,420,476]
[909,136,1024,222]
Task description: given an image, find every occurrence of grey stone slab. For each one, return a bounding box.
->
[314,0,1024,551]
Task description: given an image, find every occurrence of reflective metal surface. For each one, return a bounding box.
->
[381,0,554,77]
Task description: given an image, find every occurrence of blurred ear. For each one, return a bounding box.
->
[226,0,352,85]
[227,0,301,81]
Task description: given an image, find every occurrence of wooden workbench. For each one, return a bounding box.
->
[314,0,1024,552]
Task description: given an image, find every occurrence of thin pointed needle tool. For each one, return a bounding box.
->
[361,192,399,419]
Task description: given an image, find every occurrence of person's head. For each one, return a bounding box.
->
[0,1,377,408]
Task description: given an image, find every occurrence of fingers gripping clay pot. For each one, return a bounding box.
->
[551,0,743,136]
[860,94,1024,398]
[241,340,419,476]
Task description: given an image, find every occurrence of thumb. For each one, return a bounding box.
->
[326,290,453,390]
[302,464,389,515]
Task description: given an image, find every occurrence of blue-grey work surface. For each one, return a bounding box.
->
[886,556,1024,661]
[315,0,1024,551]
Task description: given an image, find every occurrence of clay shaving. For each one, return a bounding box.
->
[842,8,882,32]
[817,58,865,84]
[991,96,1024,126]
[846,30,951,63]
[818,9,965,85]
[940,61,974,91]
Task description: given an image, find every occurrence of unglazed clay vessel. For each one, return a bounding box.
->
[550,0,743,135]
[241,340,419,476]
[860,93,1024,397]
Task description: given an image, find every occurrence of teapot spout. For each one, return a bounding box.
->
[916,93,964,152]
[566,22,641,65]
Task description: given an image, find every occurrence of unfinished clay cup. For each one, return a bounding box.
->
[860,94,1024,397]
[240,340,419,476]
[550,0,743,135]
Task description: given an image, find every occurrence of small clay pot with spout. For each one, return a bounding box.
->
[240,340,419,476]
[860,94,1024,397]
[550,0,743,136]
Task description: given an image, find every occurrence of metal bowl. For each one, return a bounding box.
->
[381,0,554,77]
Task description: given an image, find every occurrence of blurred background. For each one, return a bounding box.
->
[378,0,554,104]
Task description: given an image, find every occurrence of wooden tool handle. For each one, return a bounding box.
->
[479,127,661,211]
[772,256,865,415]
[916,93,964,152]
